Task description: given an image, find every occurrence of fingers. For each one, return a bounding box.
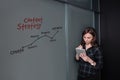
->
[79,53,88,62]
[75,53,87,61]
[79,53,86,57]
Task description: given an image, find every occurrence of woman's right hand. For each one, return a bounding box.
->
[75,53,79,60]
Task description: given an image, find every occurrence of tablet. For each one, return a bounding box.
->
[75,48,86,55]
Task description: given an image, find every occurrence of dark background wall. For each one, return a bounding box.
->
[100,0,120,80]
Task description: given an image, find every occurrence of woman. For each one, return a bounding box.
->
[75,27,103,80]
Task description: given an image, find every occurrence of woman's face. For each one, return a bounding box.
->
[83,33,93,45]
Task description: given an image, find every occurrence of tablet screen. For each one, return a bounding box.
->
[75,48,86,55]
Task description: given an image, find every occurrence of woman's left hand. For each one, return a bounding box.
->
[79,53,88,62]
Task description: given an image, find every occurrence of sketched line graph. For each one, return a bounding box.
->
[22,30,59,49]
[9,27,62,55]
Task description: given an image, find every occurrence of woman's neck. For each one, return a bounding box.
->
[85,44,92,50]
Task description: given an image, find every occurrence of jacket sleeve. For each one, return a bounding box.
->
[94,47,103,70]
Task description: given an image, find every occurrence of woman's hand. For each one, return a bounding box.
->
[75,53,80,60]
[79,53,96,66]
[79,53,88,62]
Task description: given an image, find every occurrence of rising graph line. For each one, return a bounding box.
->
[22,30,59,49]
[9,26,62,55]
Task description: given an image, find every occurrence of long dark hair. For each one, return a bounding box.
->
[80,27,98,47]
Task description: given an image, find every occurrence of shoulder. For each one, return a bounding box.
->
[95,46,102,51]
[90,46,101,52]
[92,46,103,55]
